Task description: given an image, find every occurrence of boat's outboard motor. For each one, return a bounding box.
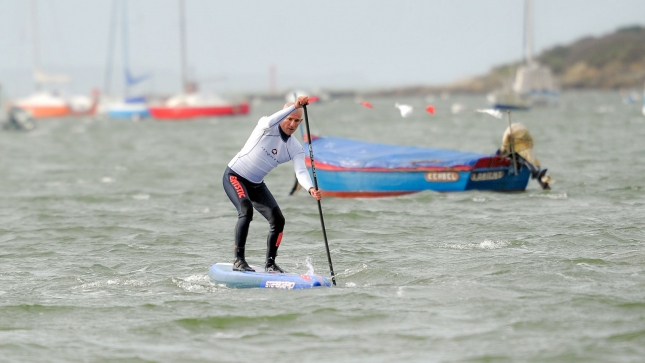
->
[499,122,552,190]
[3,106,35,131]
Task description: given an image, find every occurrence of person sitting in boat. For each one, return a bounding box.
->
[498,122,552,190]
[223,96,322,273]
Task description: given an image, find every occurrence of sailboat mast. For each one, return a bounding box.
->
[523,0,533,65]
[122,0,131,97]
[103,0,118,95]
[30,0,42,90]
[179,0,188,92]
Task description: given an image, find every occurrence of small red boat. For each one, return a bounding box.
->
[149,93,249,120]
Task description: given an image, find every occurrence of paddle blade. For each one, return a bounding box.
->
[309,96,320,103]
[426,105,435,114]
[360,101,373,109]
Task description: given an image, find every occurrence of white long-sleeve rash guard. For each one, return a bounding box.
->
[228,105,314,191]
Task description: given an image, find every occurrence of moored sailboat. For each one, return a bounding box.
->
[488,0,558,110]
[11,0,97,119]
[105,0,151,120]
[149,0,249,120]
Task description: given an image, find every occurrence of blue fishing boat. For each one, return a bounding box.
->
[303,136,537,198]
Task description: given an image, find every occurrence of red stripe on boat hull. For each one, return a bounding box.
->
[150,103,249,120]
[322,190,418,198]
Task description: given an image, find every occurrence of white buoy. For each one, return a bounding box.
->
[395,103,413,118]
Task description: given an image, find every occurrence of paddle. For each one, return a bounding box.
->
[302,104,337,286]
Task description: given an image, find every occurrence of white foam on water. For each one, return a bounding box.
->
[397,286,405,297]
[472,197,487,203]
[213,332,247,339]
[132,194,150,200]
[440,240,511,250]
[101,177,115,184]
[345,282,357,288]
[304,256,315,276]
[529,192,567,200]
[72,278,151,290]
[478,240,507,249]
[341,263,368,277]
[172,275,216,293]
[184,274,209,283]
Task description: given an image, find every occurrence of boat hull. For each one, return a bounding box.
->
[309,165,530,198]
[107,108,150,120]
[303,137,532,197]
[18,105,70,118]
[149,103,249,120]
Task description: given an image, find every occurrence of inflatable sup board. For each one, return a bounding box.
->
[208,263,332,289]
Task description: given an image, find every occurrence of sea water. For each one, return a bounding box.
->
[1,91,644,362]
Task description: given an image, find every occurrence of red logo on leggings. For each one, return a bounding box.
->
[276,232,283,247]
[229,176,246,198]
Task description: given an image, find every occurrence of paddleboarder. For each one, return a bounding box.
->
[223,96,322,273]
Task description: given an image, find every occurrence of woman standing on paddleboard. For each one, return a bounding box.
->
[223,96,322,273]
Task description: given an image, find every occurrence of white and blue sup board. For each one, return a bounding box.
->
[208,263,332,289]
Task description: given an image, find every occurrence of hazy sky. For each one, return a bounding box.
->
[1,0,644,96]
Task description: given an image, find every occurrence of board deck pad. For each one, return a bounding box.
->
[208,263,332,289]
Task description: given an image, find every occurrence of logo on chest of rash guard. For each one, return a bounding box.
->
[262,147,280,163]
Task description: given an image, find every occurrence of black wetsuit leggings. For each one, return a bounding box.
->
[223,167,285,263]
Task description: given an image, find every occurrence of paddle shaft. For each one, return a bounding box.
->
[302,105,336,286]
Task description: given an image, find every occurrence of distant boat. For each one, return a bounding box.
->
[149,93,249,120]
[1,85,35,131]
[14,92,70,118]
[107,97,150,120]
[149,0,249,120]
[11,0,97,119]
[303,136,542,198]
[104,0,150,120]
[489,0,558,110]
[13,90,98,119]
[487,89,531,111]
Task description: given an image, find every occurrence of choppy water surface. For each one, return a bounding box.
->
[1,91,644,362]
